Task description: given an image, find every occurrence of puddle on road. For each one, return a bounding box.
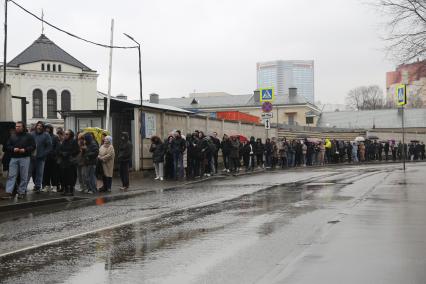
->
[0,180,352,284]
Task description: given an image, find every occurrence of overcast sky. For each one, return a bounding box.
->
[2,0,395,104]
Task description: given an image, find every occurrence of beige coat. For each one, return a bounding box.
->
[99,144,115,177]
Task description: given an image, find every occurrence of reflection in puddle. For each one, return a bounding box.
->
[0,181,351,283]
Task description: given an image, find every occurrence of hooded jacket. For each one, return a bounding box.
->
[83,134,99,165]
[118,132,133,162]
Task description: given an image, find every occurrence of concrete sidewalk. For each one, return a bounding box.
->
[0,168,266,212]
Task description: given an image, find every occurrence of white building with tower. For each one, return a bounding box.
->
[256,60,315,104]
[0,34,98,127]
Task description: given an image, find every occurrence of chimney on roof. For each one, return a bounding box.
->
[116,94,127,100]
[289,88,297,97]
[149,93,159,104]
[254,89,260,103]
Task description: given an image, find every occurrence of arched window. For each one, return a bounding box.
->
[53,64,56,72]
[61,90,71,111]
[32,89,43,118]
[47,64,50,71]
[47,89,57,118]
[58,64,62,72]
[41,63,45,71]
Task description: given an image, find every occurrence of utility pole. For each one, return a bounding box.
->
[3,0,8,85]
[105,19,114,132]
[124,33,143,169]
[402,103,406,171]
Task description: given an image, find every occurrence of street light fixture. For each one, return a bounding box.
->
[123,33,142,107]
[124,33,143,171]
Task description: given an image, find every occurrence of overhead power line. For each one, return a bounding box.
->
[8,0,138,49]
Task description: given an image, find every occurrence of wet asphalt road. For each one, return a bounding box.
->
[0,163,425,284]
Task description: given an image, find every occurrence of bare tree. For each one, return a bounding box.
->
[379,0,426,63]
[345,85,386,110]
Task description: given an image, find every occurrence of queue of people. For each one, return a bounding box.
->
[0,121,133,199]
[149,131,426,181]
[1,122,425,198]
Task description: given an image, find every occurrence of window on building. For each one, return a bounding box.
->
[47,89,57,118]
[97,98,105,110]
[288,114,295,125]
[61,90,71,111]
[58,64,62,72]
[53,64,56,72]
[41,63,45,71]
[32,89,43,118]
[47,64,50,71]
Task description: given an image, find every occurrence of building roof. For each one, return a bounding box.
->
[159,93,319,111]
[317,108,426,129]
[97,92,193,114]
[7,34,94,72]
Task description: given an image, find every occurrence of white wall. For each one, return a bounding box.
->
[0,62,98,124]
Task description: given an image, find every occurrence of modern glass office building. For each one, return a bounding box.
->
[256,60,315,103]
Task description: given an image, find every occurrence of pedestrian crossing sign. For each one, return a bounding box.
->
[396,84,407,106]
[260,88,275,102]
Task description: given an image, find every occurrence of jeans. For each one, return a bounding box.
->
[84,164,97,192]
[77,165,86,190]
[173,152,184,179]
[223,154,230,170]
[30,158,46,189]
[119,161,130,187]
[6,157,30,194]
[287,152,295,167]
[154,162,164,178]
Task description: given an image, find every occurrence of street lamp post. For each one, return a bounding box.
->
[124,33,143,170]
[123,33,142,107]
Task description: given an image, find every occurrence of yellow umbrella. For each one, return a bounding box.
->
[83,127,110,145]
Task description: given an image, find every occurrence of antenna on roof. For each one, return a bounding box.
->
[41,9,45,34]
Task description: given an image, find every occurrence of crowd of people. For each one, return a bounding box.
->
[1,121,425,199]
[149,130,426,181]
[0,121,133,199]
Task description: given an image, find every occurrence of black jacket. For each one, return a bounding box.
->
[83,137,99,166]
[118,133,133,162]
[6,132,36,158]
[171,137,186,154]
[150,142,166,163]
[58,139,80,168]
[221,139,232,156]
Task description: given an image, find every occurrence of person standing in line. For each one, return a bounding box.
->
[352,142,358,163]
[229,136,240,173]
[98,136,115,192]
[211,132,221,174]
[42,124,60,192]
[117,132,133,191]
[301,141,307,166]
[171,130,186,179]
[76,133,87,192]
[359,142,366,162]
[255,138,264,168]
[82,133,99,194]
[150,136,166,181]
[264,138,273,169]
[30,121,52,193]
[319,140,326,165]
[57,130,79,196]
[221,134,232,173]
[384,141,390,161]
[2,121,36,199]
